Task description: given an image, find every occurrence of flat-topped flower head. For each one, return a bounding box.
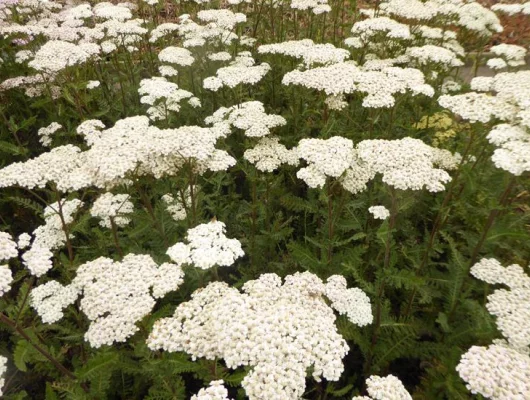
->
[457,343,530,399]
[258,39,350,67]
[345,17,411,49]
[205,101,286,137]
[28,40,100,73]
[90,193,133,228]
[0,232,17,262]
[368,205,390,220]
[30,254,185,347]
[148,271,371,400]
[203,54,270,91]
[166,220,244,269]
[158,46,195,66]
[244,137,299,172]
[192,381,232,400]
[353,375,412,400]
[0,264,13,297]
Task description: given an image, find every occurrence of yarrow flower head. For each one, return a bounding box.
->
[258,39,350,67]
[31,254,185,347]
[158,46,195,66]
[203,53,270,91]
[368,205,390,220]
[353,375,412,400]
[148,271,372,400]
[166,220,244,269]
[205,101,286,138]
[90,193,134,228]
[0,232,17,262]
[191,381,232,400]
[244,137,299,172]
[28,40,100,73]
[37,122,62,147]
[0,264,13,297]
[162,192,189,221]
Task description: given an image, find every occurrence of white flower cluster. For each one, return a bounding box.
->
[457,258,530,399]
[37,122,62,147]
[28,40,100,73]
[353,375,412,400]
[488,44,527,70]
[404,45,463,69]
[30,281,80,324]
[0,231,16,296]
[368,205,390,220]
[158,46,195,66]
[31,254,184,347]
[90,193,133,229]
[205,101,286,138]
[296,136,356,188]
[0,356,6,397]
[191,381,232,400]
[376,0,502,36]
[0,231,18,262]
[492,2,530,15]
[345,17,411,49]
[203,53,270,91]
[0,145,89,191]
[162,193,188,221]
[76,119,106,146]
[258,39,350,67]
[148,271,372,400]
[244,137,299,172]
[93,2,132,21]
[325,94,349,110]
[290,0,331,14]
[294,136,456,192]
[166,220,244,270]
[438,92,517,123]
[487,124,530,176]
[470,258,530,349]
[138,77,197,120]
[283,63,433,107]
[457,343,530,400]
[325,275,373,326]
[17,233,31,250]
[357,138,454,192]
[21,198,82,277]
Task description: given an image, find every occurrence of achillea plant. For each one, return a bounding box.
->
[0,0,528,398]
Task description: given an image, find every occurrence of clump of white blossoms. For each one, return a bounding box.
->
[162,193,189,221]
[258,39,350,67]
[283,63,433,108]
[31,254,185,347]
[345,17,411,49]
[491,2,530,15]
[0,232,17,296]
[353,375,412,400]
[166,220,244,269]
[489,44,527,69]
[296,136,357,188]
[21,198,83,277]
[30,281,80,324]
[486,124,530,176]
[203,53,270,91]
[76,119,106,146]
[244,137,299,172]
[191,381,232,400]
[205,101,286,138]
[138,77,197,120]
[0,356,6,397]
[148,271,372,400]
[28,40,100,74]
[0,231,18,262]
[17,233,31,250]
[290,0,331,14]
[93,2,132,21]
[158,46,195,66]
[356,138,456,192]
[404,45,463,70]
[456,258,530,399]
[457,342,530,400]
[37,122,62,147]
[438,92,517,124]
[90,193,134,228]
[470,258,530,349]
[368,206,390,220]
[86,80,100,90]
